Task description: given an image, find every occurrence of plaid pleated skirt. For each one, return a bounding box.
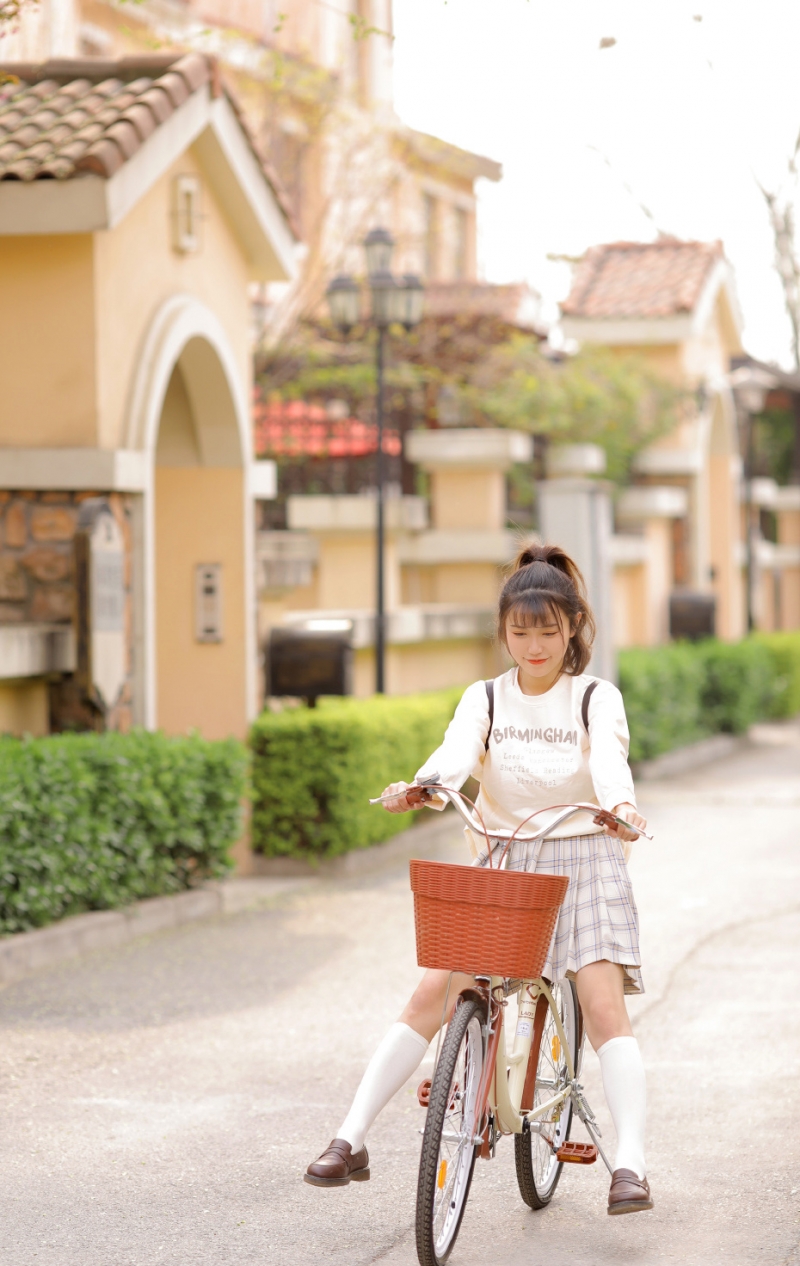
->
[477,832,644,995]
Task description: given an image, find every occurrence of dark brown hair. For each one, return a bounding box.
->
[498,542,595,676]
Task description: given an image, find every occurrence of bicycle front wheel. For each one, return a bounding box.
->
[514,978,579,1209]
[416,994,485,1266]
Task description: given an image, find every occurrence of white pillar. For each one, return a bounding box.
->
[538,478,615,681]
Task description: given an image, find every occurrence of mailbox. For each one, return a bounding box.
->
[75,500,127,712]
[267,624,353,704]
[669,591,716,641]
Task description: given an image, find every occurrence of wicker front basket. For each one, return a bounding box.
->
[410,859,569,980]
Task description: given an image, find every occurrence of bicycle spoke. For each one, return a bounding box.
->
[417,999,484,1266]
[515,979,580,1210]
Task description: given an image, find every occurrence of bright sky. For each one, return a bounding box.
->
[392,0,800,367]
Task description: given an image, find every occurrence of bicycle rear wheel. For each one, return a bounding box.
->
[514,978,579,1209]
[416,994,485,1266]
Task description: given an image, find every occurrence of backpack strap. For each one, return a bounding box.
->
[484,679,494,752]
[581,679,599,734]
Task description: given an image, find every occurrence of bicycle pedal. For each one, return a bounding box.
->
[417,1078,432,1108]
[556,1141,597,1164]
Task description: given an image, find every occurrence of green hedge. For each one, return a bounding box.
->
[755,631,800,717]
[619,631,800,763]
[250,688,463,860]
[249,632,800,858]
[0,730,247,935]
[617,643,709,762]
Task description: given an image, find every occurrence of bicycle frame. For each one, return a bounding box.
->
[462,975,612,1171]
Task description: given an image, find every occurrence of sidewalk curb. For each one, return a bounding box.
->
[0,812,460,990]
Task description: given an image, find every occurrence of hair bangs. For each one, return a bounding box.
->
[505,591,565,629]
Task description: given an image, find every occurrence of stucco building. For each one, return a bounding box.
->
[3,0,503,330]
[0,51,296,737]
[561,238,750,644]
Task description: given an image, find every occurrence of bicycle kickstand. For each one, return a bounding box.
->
[570,1082,614,1175]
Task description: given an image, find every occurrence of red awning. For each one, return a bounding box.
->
[254,397,401,459]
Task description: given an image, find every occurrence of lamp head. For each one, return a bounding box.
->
[325,274,360,333]
[730,366,771,416]
[368,271,398,328]
[398,274,424,330]
[364,226,394,278]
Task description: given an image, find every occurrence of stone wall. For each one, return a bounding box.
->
[0,490,135,733]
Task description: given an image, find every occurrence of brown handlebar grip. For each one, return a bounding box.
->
[592,809,618,831]
[405,785,434,807]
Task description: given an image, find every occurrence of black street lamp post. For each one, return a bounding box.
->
[326,229,424,693]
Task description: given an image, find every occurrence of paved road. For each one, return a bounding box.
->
[1,728,799,1266]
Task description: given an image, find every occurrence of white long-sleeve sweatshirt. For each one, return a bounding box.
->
[415,668,637,838]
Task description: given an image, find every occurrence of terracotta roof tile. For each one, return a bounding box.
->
[0,50,299,241]
[561,239,724,320]
[0,54,210,181]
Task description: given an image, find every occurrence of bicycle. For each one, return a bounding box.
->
[372,776,652,1266]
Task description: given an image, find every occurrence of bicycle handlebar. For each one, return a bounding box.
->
[370,775,653,847]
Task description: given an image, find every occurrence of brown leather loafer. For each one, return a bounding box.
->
[607,1168,653,1215]
[304,1138,370,1188]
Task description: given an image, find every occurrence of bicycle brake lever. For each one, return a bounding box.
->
[592,808,653,840]
[369,772,441,806]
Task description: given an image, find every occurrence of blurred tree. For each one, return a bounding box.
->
[0,1,31,23]
[759,133,800,370]
[256,319,682,529]
[466,336,683,486]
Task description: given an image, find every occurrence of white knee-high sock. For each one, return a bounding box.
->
[597,1035,647,1179]
[338,1022,430,1152]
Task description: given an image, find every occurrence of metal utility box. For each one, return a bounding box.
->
[669,591,716,641]
[267,625,353,704]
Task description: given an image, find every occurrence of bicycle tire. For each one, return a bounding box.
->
[514,978,580,1209]
[415,995,485,1266]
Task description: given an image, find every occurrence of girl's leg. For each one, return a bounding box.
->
[336,969,473,1151]
[576,961,647,1180]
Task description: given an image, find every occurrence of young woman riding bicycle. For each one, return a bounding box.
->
[305,543,653,1217]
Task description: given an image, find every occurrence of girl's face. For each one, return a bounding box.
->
[505,607,576,693]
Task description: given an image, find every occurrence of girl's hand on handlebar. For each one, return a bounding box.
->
[380,782,420,813]
[610,803,647,843]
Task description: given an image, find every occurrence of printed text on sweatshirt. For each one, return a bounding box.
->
[416,669,636,838]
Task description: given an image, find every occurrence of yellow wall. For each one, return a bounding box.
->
[0,171,252,451]
[708,452,744,640]
[606,343,684,384]
[0,235,96,445]
[611,565,648,649]
[401,561,500,606]
[94,148,252,451]
[154,467,248,738]
[0,679,49,736]
[643,518,673,644]
[352,638,506,698]
[314,534,401,610]
[431,470,505,530]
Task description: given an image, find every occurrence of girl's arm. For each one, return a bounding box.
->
[587,681,639,827]
[380,681,490,813]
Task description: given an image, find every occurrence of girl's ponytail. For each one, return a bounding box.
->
[512,542,588,599]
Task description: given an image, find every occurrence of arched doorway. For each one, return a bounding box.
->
[129,297,256,738]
